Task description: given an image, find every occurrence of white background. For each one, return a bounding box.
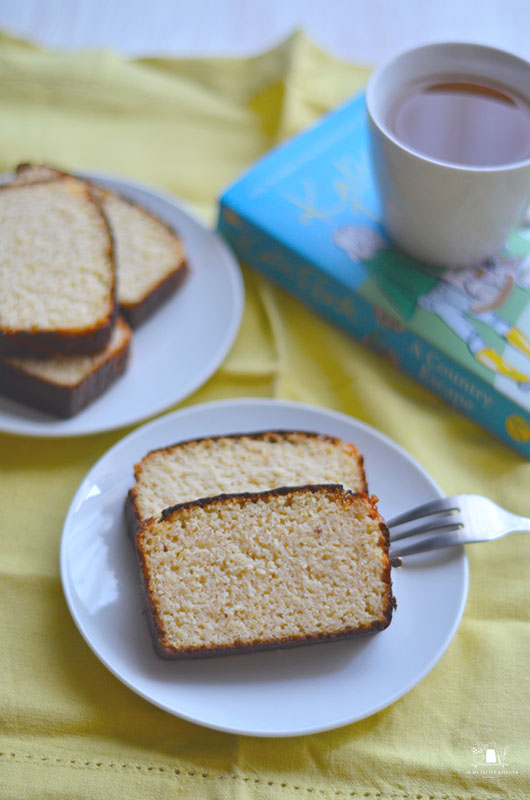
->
[0,0,528,64]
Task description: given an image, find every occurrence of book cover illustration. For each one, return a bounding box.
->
[218,92,530,451]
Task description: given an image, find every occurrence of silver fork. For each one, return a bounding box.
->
[388,494,530,558]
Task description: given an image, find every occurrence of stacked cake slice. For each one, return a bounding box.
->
[0,163,187,417]
[127,431,395,659]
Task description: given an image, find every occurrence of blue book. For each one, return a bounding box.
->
[217,92,530,457]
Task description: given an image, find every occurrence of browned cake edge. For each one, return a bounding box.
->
[95,186,188,328]
[120,259,188,328]
[124,430,368,539]
[15,163,188,329]
[135,484,394,660]
[0,175,118,357]
[0,315,117,358]
[0,318,131,417]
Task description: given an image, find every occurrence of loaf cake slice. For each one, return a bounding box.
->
[0,176,116,357]
[0,316,131,417]
[136,485,394,659]
[15,163,187,328]
[126,430,367,537]
[98,187,187,327]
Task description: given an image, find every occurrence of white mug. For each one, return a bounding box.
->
[365,42,530,269]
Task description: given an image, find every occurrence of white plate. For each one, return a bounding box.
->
[0,172,244,437]
[61,398,468,737]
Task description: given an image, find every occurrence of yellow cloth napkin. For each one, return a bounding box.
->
[0,31,528,800]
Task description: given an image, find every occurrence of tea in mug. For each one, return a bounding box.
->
[388,77,530,166]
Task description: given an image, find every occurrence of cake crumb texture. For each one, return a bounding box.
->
[130,431,367,528]
[13,163,187,328]
[0,179,114,331]
[136,485,393,658]
[101,191,185,307]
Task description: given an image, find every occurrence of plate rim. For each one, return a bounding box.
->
[60,397,469,737]
[0,171,245,438]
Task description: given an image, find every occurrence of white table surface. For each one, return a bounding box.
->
[0,0,528,64]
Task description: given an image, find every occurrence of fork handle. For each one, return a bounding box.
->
[511,516,530,533]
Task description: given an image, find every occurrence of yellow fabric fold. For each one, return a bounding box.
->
[0,30,528,800]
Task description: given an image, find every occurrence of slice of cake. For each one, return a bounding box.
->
[135,485,394,659]
[0,317,131,417]
[0,176,116,357]
[97,188,187,327]
[126,430,367,536]
[15,163,187,328]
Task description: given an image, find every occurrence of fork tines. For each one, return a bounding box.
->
[388,497,463,542]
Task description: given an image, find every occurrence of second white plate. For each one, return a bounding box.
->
[0,172,244,437]
[61,398,468,737]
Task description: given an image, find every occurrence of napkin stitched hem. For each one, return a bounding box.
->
[0,751,508,800]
